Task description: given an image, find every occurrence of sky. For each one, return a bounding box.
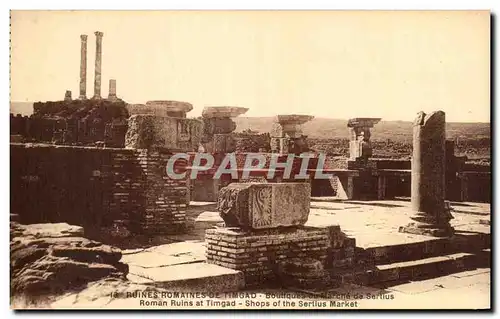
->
[10,10,490,122]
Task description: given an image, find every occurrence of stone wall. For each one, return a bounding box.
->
[233,132,271,152]
[125,115,202,152]
[11,99,129,147]
[205,225,356,287]
[10,143,188,237]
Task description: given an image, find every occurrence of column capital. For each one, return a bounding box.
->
[80,34,88,42]
[94,31,104,37]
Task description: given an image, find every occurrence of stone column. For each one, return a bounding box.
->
[192,106,248,201]
[399,111,454,237]
[347,118,381,165]
[201,106,248,153]
[93,31,104,99]
[270,114,314,154]
[108,79,117,101]
[79,34,88,99]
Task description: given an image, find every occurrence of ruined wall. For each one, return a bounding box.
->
[11,99,129,147]
[233,132,271,152]
[10,144,188,236]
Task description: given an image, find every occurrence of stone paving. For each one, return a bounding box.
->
[47,268,490,309]
[307,198,490,248]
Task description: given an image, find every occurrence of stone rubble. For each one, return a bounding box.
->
[10,222,128,301]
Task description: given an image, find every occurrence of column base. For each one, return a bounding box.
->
[399,209,454,237]
[399,223,454,237]
[79,96,88,100]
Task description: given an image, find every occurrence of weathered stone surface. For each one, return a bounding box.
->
[275,114,314,138]
[400,111,454,237]
[211,133,236,153]
[202,106,248,119]
[146,100,193,118]
[203,117,237,135]
[269,115,313,153]
[12,223,85,238]
[270,121,285,138]
[277,258,330,290]
[270,137,290,153]
[347,118,381,161]
[276,114,314,126]
[128,262,244,292]
[125,114,202,151]
[10,222,128,299]
[217,183,310,229]
[127,101,193,118]
[347,118,381,128]
[126,104,166,116]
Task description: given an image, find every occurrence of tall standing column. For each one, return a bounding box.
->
[93,31,104,99]
[79,34,88,99]
[399,111,454,237]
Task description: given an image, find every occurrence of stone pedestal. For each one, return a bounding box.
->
[201,106,248,153]
[347,117,381,162]
[399,111,454,237]
[205,223,357,288]
[205,227,330,287]
[217,183,310,230]
[270,114,314,154]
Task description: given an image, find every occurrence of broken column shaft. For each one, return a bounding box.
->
[399,111,454,237]
[108,79,117,101]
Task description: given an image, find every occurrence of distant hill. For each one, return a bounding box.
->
[233,117,490,142]
[10,101,490,142]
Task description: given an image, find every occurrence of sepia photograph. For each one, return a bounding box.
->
[9,9,491,310]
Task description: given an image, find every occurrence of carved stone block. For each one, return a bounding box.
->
[217,183,310,230]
